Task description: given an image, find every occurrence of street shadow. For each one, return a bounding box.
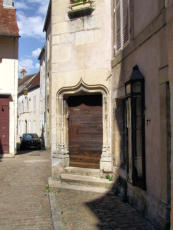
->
[0,139,3,161]
[41,125,45,150]
[85,189,148,230]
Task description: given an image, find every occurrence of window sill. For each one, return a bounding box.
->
[68,1,95,19]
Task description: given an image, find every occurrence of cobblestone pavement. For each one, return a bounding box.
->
[51,189,155,230]
[0,150,52,230]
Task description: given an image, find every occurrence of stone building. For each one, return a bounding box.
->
[44,0,113,174]
[44,0,173,229]
[0,0,19,156]
[112,0,173,229]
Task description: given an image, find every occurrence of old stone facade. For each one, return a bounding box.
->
[112,0,172,229]
[44,0,173,229]
[44,0,113,176]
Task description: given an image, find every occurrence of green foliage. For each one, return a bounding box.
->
[106,174,113,181]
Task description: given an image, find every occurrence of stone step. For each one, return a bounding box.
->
[48,177,111,194]
[64,166,101,177]
[60,173,113,189]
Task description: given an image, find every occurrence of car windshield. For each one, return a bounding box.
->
[23,134,38,139]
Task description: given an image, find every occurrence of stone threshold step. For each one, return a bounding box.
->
[48,177,110,194]
[64,166,100,177]
[60,173,113,188]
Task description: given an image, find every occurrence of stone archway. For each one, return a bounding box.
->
[54,80,113,173]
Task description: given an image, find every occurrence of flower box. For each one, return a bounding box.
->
[68,0,94,19]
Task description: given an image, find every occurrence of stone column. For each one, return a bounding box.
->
[100,94,113,172]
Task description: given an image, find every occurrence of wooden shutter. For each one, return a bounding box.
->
[115,0,121,50]
[122,0,129,44]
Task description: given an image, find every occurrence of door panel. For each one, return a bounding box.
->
[0,98,9,154]
[68,95,102,169]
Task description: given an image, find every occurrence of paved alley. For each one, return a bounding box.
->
[0,150,52,230]
[50,188,155,230]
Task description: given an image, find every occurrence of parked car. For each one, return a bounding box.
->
[20,133,41,150]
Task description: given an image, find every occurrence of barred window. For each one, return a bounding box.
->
[115,0,130,52]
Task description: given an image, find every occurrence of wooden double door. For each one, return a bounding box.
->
[0,97,9,154]
[67,95,103,169]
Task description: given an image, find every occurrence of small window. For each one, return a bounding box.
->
[115,0,130,52]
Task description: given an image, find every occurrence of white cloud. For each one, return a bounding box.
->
[17,11,45,38]
[26,0,49,15]
[19,59,40,74]
[35,63,40,69]
[32,48,41,58]
[15,2,29,9]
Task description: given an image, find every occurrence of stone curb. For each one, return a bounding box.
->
[48,191,66,230]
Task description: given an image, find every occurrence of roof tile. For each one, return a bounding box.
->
[0,0,19,36]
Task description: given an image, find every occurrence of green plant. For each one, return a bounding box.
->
[45,184,51,193]
[106,174,113,181]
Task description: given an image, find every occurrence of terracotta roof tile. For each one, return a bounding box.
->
[27,72,40,91]
[0,1,19,36]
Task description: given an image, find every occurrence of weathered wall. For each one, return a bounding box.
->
[50,0,113,175]
[112,1,170,228]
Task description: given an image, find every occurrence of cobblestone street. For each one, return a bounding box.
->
[0,150,156,230]
[0,151,52,230]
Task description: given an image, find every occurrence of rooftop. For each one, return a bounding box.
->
[0,0,19,37]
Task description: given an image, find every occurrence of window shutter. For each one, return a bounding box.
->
[122,0,129,44]
[116,0,121,50]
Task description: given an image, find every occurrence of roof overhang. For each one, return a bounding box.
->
[38,46,45,60]
[43,0,51,32]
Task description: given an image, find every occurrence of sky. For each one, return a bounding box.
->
[14,0,49,76]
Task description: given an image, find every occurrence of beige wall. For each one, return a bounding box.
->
[0,37,18,156]
[112,1,170,228]
[133,0,160,37]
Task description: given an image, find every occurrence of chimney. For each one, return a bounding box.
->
[20,69,27,79]
[3,0,14,8]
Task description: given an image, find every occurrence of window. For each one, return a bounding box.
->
[115,0,130,51]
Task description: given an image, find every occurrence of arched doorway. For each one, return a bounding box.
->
[67,94,103,169]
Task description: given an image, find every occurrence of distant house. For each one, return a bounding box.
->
[0,0,19,156]
[18,71,41,138]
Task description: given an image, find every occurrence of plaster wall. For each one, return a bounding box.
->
[133,0,160,37]
[18,87,41,138]
[0,37,18,155]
